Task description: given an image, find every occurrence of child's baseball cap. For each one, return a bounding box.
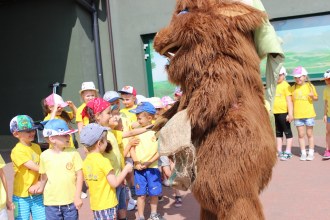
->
[9,115,39,133]
[161,96,176,107]
[79,82,98,94]
[136,95,147,104]
[147,97,164,109]
[80,123,109,147]
[292,66,308,78]
[43,119,77,137]
[279,66,287,76]
[129,102,156,115]
[324,69,330,79]
[103,91,123,103]
[118,86,137,96]
[44,94,68,108]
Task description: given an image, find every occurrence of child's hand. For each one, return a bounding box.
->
[6,200,15,211]
[124,163,133,173]
[128,137,140,148]
[135,163,143,171]
[74,196,83,209]
[29,182,43,194]
[286,114,293,123]
[66,101,75,108]
[323,115,328,124]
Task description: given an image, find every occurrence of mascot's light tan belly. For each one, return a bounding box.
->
[153,0,277,219]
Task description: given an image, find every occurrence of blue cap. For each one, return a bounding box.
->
[129,102,156,115]
[43,119,77,137]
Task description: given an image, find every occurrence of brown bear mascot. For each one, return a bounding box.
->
[153,0,277,219]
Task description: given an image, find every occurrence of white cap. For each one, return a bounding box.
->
[324,69,330,79]
[279,66,287,76]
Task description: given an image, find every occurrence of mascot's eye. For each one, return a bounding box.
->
[178,8,189,15]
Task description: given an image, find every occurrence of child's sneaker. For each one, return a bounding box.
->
[323,150,330,160]
[127,198,137,211]
[306,153,314,161]
[277,151,284,157]
[280,152,293,161]
[148,213,165,220]
[158,196,164,202]
[174,196,182,207]
[300,154,307,161]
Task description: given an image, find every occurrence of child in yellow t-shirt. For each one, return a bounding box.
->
[76,82,99,133]
[118,86,138,126]
[80,123,133,219]
[291,66,318,161]
[42,93,77,148]
[273,67,294,161]
[9,115,45,219]
[322,69,330,159]
[129,102,164,220]
[39,119,83,219]
[0,154,14,220]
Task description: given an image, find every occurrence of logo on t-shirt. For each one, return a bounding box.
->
[66,162,73,170]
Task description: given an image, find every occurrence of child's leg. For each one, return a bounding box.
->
[296,125,306,151]
[274,114,284,154]
[116,185,127,219]
[306,126,315,150]
[30,194,46,220]
[134,169,148,219]
[326,122,330,151]
[147,168,162,217]
[137,195,146,219]
[12,195,32,220]
[150,196,159,214]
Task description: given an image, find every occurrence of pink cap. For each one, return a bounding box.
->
[44,94,68,108]
[161,96,176,107]
[292,66,308,78]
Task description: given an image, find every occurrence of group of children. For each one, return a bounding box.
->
[274,66,330,161]
[0,82,184,220]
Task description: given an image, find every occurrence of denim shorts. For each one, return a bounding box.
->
[45,203,78,220]
[294,118,315,127]
[134,168,162,196]
[116,184,127,210]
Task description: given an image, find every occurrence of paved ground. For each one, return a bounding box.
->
[1,120,328,219]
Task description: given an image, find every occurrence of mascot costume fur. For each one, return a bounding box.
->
[153,0,283,219]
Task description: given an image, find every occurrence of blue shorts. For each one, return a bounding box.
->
[45,203,78,220]
[13,194,45,220]
[116,185,127,210]
[134,168,162,196]
[294,118,315,127]
[327,117,330,123]
[93,206,117,220]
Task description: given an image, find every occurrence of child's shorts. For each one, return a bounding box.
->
[93,206,117,220]
[294,118,315,127]
[134,168,162,196]
[13,194,45,220]
[327,117,330,123]
[116,184,127,210]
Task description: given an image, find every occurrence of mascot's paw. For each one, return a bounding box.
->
[152,117,169,137]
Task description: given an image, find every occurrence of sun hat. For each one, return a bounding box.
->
[292,66,308,78]
[161,96,176,107]
[146,97,164,109]
[118,86,137,96]
[103,91,123,103]
[279,66,287,76]
[81,98,110,119]
[42,119,77,137]
[9,115,39,133]
[324,69,330,79]
[79,82,98,94]
[44,93,68,108]
[80,123,109,147]
[129,102,156,115]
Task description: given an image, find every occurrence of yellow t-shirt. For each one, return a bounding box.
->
[83,153,118,210]
[120,105,137,128]
[0,155,7,209]
[39,148,82,206]
[291,83,318,119]
[11,142,41,197]
[135,130,158,169]
[76,103,89,125]
[44,113,75,148]
[273,81,292,114]
[112,130,125,169]
[103,132,122,176]
[323,86,330,117]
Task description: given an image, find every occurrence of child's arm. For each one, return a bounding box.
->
[74,170,83,209]
[49,103,59,120]
[129,147,143,170]
[286,95,294,123]
[141,152,160,169]
[0,169,14,210]
[123,137,140,157]
[324,100,328,123]
[77,122,84,133]
[24,160,39,172]
[67,101,78,118]
[122,125,153,138]
[38,174,48,193]
[107,164,133,188]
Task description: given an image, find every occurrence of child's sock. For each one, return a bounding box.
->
[285,150,291,154]
[301,150,307,155]
[150,213,157,217]
[308,149,314,155]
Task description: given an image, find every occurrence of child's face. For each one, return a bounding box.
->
[49,105,64,116]
[81,90,97,103]
[108,109,120,129]
[294,75,306,85]
[277,74,285,84]
[121,94,136,108]
[50,134,71,149]
[110,99,121,107]
[325,78,330,85]
[96,106,111,127]
[137,112,153,127]
[13,130,36,145]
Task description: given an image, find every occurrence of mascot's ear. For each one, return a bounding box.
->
[215,2,267,33]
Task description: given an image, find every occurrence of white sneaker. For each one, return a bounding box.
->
[300,154,307,161]
[127,198,137,211]
[80,192,88,199]
[306,154,314,161]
